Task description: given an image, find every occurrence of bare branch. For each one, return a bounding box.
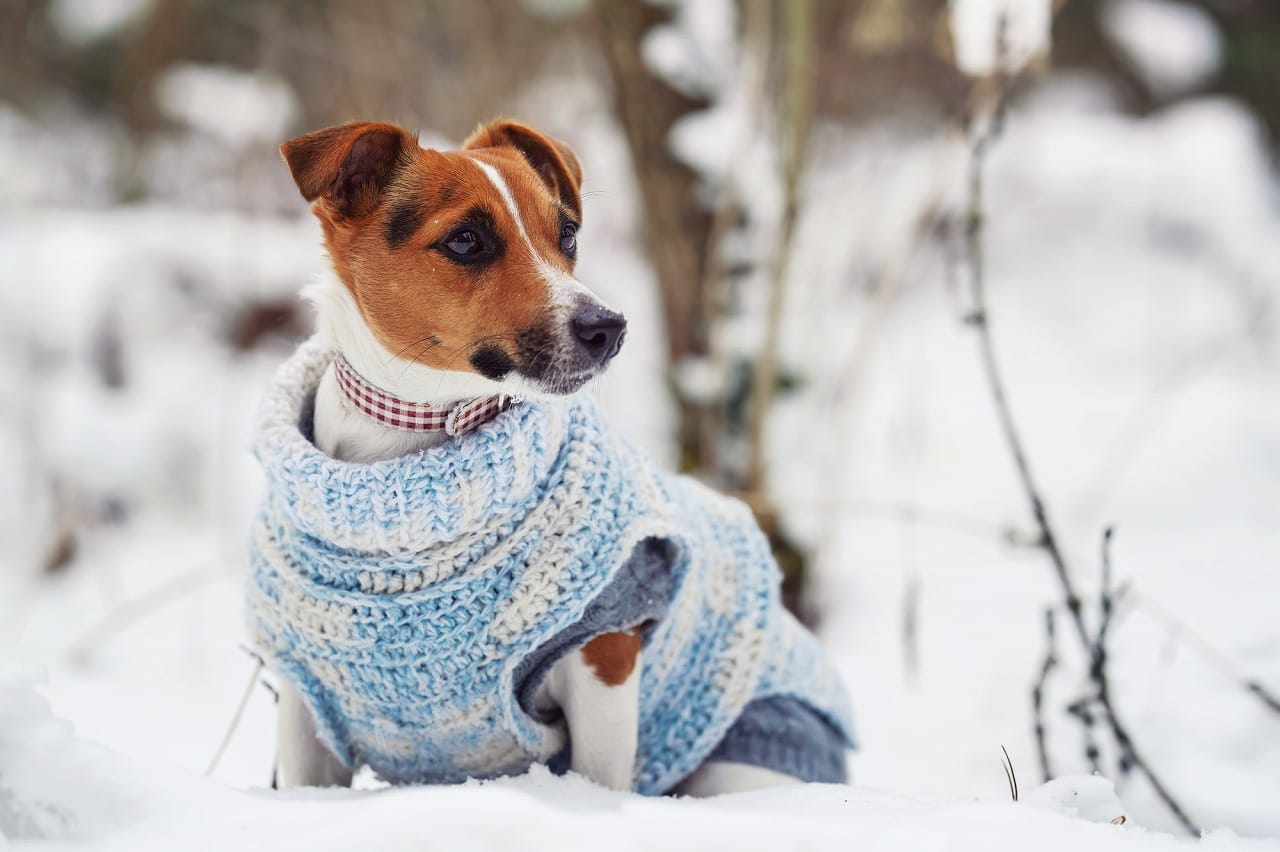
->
[1093,526,1118,677]
[1246,682,1280,715]
[1032,608,1058,782]
[1066,696,1103,776]
[957,28,1200,833]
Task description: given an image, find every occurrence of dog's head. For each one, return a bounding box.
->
[281,119,624,397]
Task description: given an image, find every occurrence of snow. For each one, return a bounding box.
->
[47,0,154,45]
[1100,0,1223,98]
[6,673,1277,852]
[0,108,122,208]
[155,65,299,151]
[4,18,1280,850]
[521,0,590,21]
[641,0,736,101]
[769,84,1280,838]
[950,0,1054,75]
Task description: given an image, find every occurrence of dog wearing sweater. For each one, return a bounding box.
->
[249,119,853,796]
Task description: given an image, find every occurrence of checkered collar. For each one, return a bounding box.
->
[331,353,513,436]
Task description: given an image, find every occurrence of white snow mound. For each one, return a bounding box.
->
[2,674,1276,852]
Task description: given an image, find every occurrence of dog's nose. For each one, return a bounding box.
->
[570,306,627,364]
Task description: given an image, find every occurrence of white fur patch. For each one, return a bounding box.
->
[539,646,641,791]
[674,762,803,796]
[471,158,605,313]
[304,273,551,405]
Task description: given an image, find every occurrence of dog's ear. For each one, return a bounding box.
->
[464,119,583,219]
[280,122,416,217]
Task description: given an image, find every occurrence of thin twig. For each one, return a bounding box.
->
[1130,592,1280,715]
[206,658,265,777]
[958,25,1200,833]
[1092,527,1118,683]
[66,561,237,663]
[1086,527,1198,829]
[1071,328,1243,519]
[777,495,1026,544]
[745,0,817,494]
[1032,608,1058,782]
[239,644,281,704]
[1245,682,1280,715]
[963,139,1086,651]
[1000,745,1019,801]
[1066,696,1104,776]
[901,558,921,682]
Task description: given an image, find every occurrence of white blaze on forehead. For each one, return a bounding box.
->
[471,156,605,312]
[474,158,536,256]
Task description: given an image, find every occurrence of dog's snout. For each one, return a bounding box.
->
[570,306,626,364]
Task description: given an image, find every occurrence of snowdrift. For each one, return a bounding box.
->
[2,674,1273,852]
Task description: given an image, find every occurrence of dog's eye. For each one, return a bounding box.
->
[559,223,578,257]
[443,229,483,258]
[438,226,498,265]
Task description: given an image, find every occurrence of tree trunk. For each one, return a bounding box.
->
[592,0,719,474]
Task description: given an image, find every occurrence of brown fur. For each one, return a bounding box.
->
[464,119,584,217]
[279,119,584,379]
[580,630,642,686]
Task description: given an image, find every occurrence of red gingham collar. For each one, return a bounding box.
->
[331,354,512,436]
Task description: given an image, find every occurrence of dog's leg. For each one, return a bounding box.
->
[673,761,803,796]
[276,682,353,788]
[541,630,642,791]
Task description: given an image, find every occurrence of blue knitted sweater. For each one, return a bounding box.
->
[247,339,853,794]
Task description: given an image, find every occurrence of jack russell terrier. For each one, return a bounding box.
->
[247,119,853,796]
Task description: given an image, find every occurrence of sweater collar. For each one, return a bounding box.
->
[257,339,579,552]
[332,353,512,436]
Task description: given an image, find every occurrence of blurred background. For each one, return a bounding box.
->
[1,0,1277,839]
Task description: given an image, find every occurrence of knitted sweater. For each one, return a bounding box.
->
[247,338,853,794]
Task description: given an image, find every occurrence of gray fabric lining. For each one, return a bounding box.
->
[515,538,849,789]
[514,536,681,722]
[708,696,849,784]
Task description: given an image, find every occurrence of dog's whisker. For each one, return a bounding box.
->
[399,337,444,376]
[387,334,437,365]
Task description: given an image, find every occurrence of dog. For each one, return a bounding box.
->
[255,119,852,796]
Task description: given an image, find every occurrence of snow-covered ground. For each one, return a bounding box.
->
[6,670,1277,852]
[3,28,1279,852]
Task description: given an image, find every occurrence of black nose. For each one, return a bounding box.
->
[570,306,627,364]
